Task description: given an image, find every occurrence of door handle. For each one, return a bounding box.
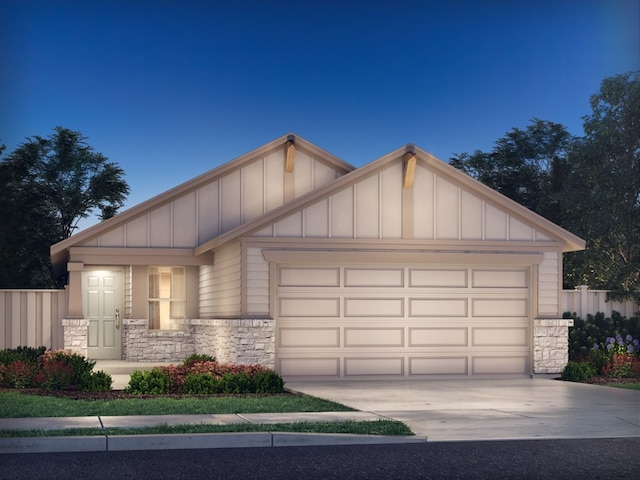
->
[115,308,120,329]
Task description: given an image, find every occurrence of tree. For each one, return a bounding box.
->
[0,127,129,287]
[562,72,640,300]
[449,73,640,300]
[449,119,574,224]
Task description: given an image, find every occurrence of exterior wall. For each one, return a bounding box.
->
[245,247,269,315]
[123,319,195,362]
[121,318,275,366]
[200,241,242,317]
[79,146,343,250]
[253,161,558,244]
[537,250,561,317]
[61,318,88,357]
[533,318,574,373]
[0,290,66,350]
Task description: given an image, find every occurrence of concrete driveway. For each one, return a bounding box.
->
[287,376,640,441]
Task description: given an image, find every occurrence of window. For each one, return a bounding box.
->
[148,267,185,330]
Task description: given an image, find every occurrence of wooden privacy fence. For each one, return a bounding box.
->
[0,290,66,351]
[0,286,638,352]
[562,285,639,318]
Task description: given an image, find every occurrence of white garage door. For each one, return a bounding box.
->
[276,265,531,379]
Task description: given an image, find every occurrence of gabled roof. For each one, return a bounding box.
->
[50,133,355,270]
[194,144,586,254]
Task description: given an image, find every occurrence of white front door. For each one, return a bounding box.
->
[83,269,123,360]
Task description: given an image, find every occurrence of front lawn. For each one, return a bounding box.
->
[0,389,353,418]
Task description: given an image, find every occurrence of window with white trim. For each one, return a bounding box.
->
[148,266,185,330]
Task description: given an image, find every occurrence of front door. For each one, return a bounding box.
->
[83,269,123,360]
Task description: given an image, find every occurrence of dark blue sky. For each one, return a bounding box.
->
[2,0,638,230]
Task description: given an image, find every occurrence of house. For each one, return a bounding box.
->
[51,134,585,379]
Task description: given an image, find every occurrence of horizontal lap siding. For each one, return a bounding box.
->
[200,242,241,317]
[0,290,66,350]
[246,247,269,315]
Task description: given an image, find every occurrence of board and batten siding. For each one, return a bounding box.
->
[253,162,556,244]
[0,290,66,350]
[79,148,341,250]
[199,241,242,317]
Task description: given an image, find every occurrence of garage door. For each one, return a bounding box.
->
[276,265,531,379]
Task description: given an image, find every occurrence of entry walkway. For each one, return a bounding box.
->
[286,376,640,441]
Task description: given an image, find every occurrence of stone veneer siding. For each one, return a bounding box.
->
[61,319,88,358]
[121,318,275,367]
[533,318,574,374]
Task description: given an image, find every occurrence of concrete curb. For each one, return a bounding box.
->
[0,432,425,454]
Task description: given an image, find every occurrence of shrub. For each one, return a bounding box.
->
[183,372,222,394]
[82,370,113,392]
[567,312,640,361]
[561,361,596,382]
[36,350,97,390]
[253,370,285,394]
[601,353,640,378]
[0,360,37,388]
[183,353,216,367]
[0,346,46,366]
[125,368,170,395]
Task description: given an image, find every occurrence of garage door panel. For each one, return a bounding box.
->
[472,298,528,317]
[344,357,404,376]
[409,298,468,317]
[409,328,468,347]
[279,297,340,317]
[278,357,340,377]
[472,327,528,346]
[409,357,468,375]
[279,328,340,348]
[472,269,528,288]
[472,356,528,374]
[279,268,340,287]
[344,268,404,287]
[344,328,404,347]
[344,298,403,317]
[409,269,468,288]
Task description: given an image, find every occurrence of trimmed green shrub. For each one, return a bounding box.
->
[82,370,113,392]
[253,370,285,394]
[125,368,170,395]
[183,372,222,394]
[0,346,46,366]
[561,361,596,382]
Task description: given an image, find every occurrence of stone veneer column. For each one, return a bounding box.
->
[533,318,574,374]
[61,319,88,357]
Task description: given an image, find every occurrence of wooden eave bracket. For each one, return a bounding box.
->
[285,136,295,173]
[403,152,417,189]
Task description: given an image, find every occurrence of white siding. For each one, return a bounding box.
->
[538,250,560,316]
[246,247,270,315]
[82,143,346,249]
[202,241,242,317]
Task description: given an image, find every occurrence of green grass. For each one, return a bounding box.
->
[0,420,413,438]
[0,391,353,418]
[608,383,640,390]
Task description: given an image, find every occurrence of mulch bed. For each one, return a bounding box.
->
[580,376,640,385]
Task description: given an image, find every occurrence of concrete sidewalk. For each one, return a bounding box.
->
[0,411,422,454]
